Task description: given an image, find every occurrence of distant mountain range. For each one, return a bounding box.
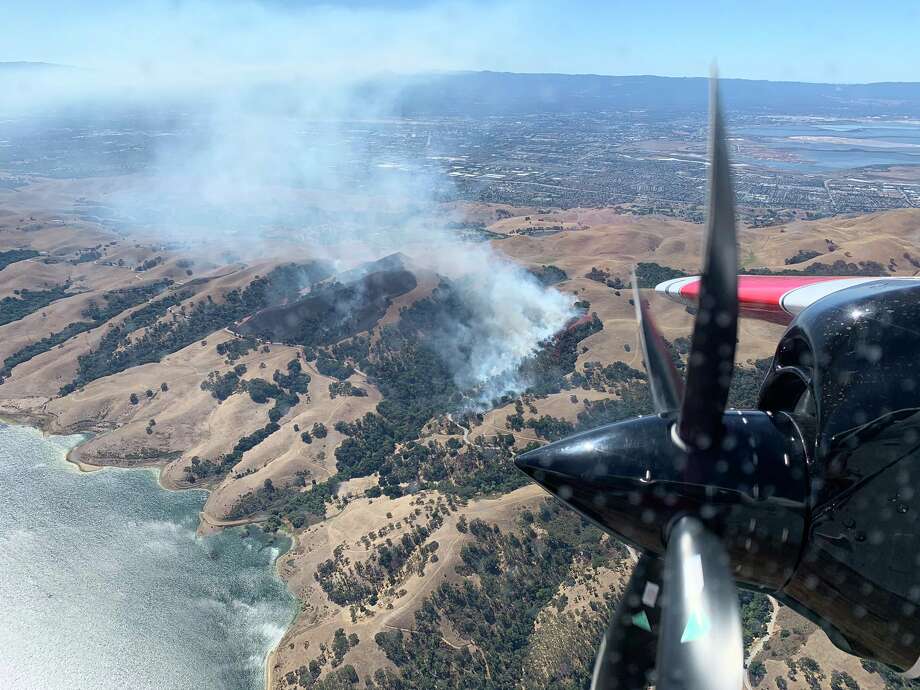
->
[6,61,920,116]
[381,71,920,116]
[0,61,72,71]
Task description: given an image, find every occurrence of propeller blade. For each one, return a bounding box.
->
[592,554,663,690]
[656,516,743,690]
[676,76,739,451]
[632,273,684,413]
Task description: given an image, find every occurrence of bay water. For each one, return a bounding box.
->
[0,423,295,690]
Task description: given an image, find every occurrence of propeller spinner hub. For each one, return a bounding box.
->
[515,409,809,592]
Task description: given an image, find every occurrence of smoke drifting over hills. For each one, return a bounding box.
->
[2,0,574,401]
[427,246,574,403]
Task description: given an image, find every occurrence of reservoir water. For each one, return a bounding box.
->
[0,423,295,690]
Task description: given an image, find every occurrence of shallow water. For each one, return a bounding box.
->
[0,424,295,690]
[736,120,920,171]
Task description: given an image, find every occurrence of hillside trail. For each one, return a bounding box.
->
[743,596,779,689]
[446,413,470,443]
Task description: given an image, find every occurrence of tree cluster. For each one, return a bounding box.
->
[216,337,258,362]
[329,381,367,399]
[0,284,72,328]
[60,264,310,395]
[0,248,39,271]
[2,279,174,380]
[367,501,625,690]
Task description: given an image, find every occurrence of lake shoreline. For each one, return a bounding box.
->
[0,414,295,690]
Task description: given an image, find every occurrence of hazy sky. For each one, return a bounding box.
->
[3,0,919,83]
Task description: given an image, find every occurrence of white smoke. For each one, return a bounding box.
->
[424,243,575,400]
[2,0,576,399]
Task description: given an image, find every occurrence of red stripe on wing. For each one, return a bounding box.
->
[674,276,845,324]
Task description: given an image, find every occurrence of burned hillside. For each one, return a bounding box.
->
[238,263,418,347]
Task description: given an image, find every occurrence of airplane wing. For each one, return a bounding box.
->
[656,275,919,324]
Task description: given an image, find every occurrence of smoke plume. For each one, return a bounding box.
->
[1,0,575,401]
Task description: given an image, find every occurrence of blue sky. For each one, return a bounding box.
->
[4,0,920,83]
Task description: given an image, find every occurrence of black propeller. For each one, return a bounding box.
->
[676,76,739,453]
[655,517,742,690]
[515,76,770,690]
[591,553,662,690]
[591,519,742,690]
[632,271,683,413]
